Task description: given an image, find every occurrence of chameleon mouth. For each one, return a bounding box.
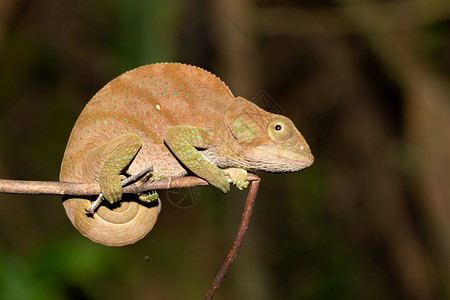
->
[245,146,314,172]
[269,147,314,170]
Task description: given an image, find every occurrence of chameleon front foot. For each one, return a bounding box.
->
[224,168,249,190]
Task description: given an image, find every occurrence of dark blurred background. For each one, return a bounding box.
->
[0,0,449,299]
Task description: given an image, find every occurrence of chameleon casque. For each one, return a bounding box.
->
[60,63,314,246]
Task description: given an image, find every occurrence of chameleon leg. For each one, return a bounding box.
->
[93,134,142,203]
[164,126,230,193]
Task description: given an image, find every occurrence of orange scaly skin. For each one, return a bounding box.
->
[60,63,314,246]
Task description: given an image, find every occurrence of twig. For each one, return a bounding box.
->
[205,175,261,300]
[0,173,259,196]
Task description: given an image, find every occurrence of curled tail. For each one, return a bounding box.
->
[62,195,158,246]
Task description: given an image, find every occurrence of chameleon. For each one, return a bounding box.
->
[60,63,314,246]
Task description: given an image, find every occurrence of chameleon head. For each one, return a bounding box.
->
[225,97,314,172]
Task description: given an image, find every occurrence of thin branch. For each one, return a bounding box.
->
[0,173,260,196]
[205,175,260,300]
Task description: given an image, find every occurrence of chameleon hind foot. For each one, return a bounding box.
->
[87,166,155,215]
[139,192,161,214]
[99,174,126,203]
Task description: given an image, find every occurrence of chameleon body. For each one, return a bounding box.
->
[60,63,314,246]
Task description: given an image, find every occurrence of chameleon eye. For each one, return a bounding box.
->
[268,118,292,141]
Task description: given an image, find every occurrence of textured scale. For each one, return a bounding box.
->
[60,63,314,246]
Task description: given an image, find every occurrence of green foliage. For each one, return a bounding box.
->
[116,0,182,70]
[0,238,122,300]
